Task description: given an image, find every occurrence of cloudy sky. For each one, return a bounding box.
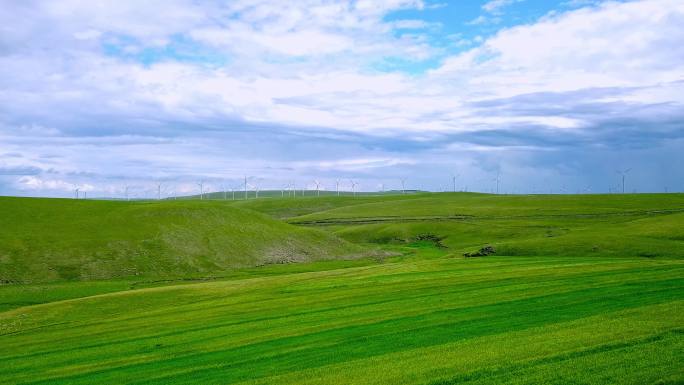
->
[1,0,683,198]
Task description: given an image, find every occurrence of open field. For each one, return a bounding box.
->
[1,193,682,384]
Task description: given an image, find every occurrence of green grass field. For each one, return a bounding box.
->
[1,193,682,384]
[0,197,364,284]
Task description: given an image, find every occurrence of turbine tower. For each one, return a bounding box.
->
[74,186,79,199]
[400,178,406,195]
[197,181,204,200]
[314,180,322,197]
[495,171,501,195]
[617,168,632,194]
[350,180,359,197]
[336,179,341,196]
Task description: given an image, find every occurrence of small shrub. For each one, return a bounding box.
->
[464,245,496,258]
[412,233,447,248]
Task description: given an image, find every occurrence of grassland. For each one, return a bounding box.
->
[0,197,363,284]
[0,193,682,384]
[290,193,684,260]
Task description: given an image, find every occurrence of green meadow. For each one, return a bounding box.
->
[1,193,682,384]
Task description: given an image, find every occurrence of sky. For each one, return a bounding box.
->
[1,0,683,198]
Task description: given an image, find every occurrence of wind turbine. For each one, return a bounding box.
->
[245,178,260,199]
[494,171,501,195]
[197,181,204,200]
[616,168,631,194]
[336,179,341,196]
[124,185,130,201]
[400,178,406,195]
[350,180,359,197]
[156,182,163,200]
[314,180,322,197]
[74,186,79,199]
[452,173,460,193]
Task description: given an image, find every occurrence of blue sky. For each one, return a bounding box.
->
[0,0,682,197]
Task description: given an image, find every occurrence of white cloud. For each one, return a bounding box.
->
[482,0,523,13]
[16,176,93,192]
[0,0,682,195]
[433,0,684,97]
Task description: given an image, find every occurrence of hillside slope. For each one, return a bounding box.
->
[288,193,684,222]
[230,193,428,219]
[287,193,684,259]
[0,197,363,283]
[1,256,681,384]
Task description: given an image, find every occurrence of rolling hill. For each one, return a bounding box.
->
[0,197,364,283]
[0,193,682,384]
[283,193,684,259]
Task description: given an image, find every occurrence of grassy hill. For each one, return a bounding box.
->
[288,192,684,221]
[284,193,684,259]
[0,193,682,384]
[0,197,364,283]
[230,192,429,219]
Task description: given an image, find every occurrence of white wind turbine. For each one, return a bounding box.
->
[616,168,632,194]
[246,178,260,199]
[290,181,297,197]
[350,180,359,197]
[243,176,249,199]
[494,171,501,195]
[336,179,341,196]
[314,180,322,197]
[74,186,79,199]
[197,180,204,200]
[400,178,406,195]
[452,173,460,193]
